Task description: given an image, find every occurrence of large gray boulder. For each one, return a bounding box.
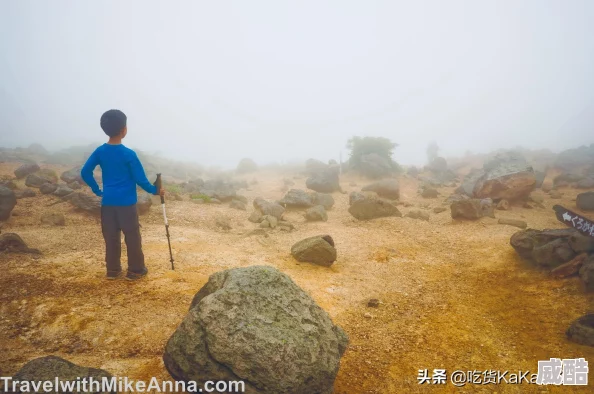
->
[566,314,594,347]
[163,265,348,394]
[12,356,114,394]
[361,179,400,200]
[291,235,337,266]
[53,185,74,198]
[450,198,494,220]
[510,228,583,268]
[279,189,315,209]
[15,189,36,199]
[473,152,536,201]
[0,186,17,221]
[348,195,402,220]
[358,153,393,179]
[25,173,52,188]
[70,192,101,215]
[456,168,485,196]
[577,191,594,211]
[306,168,340,193]
[304,205,328,222]
[14,162,40,179]
[40,183,59,195]
[253,197,285,220]
[60,166,83,184]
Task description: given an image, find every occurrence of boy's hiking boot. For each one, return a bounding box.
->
[126,267,148,281]
[106,270,123,280]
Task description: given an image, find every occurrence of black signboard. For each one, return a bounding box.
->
[553,205,594,237]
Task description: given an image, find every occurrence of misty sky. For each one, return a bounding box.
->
[1,1,594,168]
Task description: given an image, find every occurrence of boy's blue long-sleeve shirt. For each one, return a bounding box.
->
[80,144,157,206]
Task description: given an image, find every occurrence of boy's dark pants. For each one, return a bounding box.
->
[101,205,146,273]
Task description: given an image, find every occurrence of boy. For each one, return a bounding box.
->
[81,109,164,280]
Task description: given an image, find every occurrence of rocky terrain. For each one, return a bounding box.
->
[0,144,593,393]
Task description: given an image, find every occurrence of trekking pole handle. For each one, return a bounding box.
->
[155,173,165,204]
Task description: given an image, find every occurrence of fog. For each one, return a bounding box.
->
[1,0,593,169]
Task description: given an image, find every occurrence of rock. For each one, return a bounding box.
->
[367,299,380,308]
[555,144,594,170]
[253,197,285,220]
[498,218,527,229]
[359,153,393,179]
[427,157,447,172]
[433,206,447,214]
[456,168,485,196]
[445,193,470,205]
[25,173,52,188]
[312,193,335,210]
[262,215,278,229]
[70,192,101,214]
[278,221,295,231]
[473,153,536,201]
[53,185,74,197]
[291,235,337,266]
[528,193,544,204]
[60,166,83,184]
[137,192,153,214]
[305,205,328,222]
[236,158,258,174]
[210,198,222,204]
[349,191,365,206]
[522,202,534,209]
[41,212,66,226]
[163,266,348,393]
[279,189,315,209]
[551,253,588,278]
[234,195,248,204]
[12,356,113,393]
[405,210,429,221]
[420,186,438,198]
[39,182,58,195]
[36,168,59,183]
[260,219,271,228]
[0,233,41,254]
[0,179,17,190]
[577,191,594,211]
[26,143,48,155]
[361,179,400,200]
[14,162,40,179]
[532,238,576,268]
[230,200,247,211]
[215,215,232,230]
[579,256,594,292]
[450,198,493,220]
[496,199,510,210]
[67,181,82,190]
[306,168,341,193]
[566,314,594,347]
[15,189,36,199]
[248,210,264,223]
[0,186,17,221]
[510,228,574,260]
[569,233,594,254]
[541,181,553,192]
[348,195,402,220]
[171,192,183,201]
[577,178,594,189]
[407,166,420,177]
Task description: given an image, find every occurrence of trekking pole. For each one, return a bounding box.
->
[155,174,175,270]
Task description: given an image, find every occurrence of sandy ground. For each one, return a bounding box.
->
[0,162,593,393]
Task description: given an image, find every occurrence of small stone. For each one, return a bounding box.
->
[367,299,380,308]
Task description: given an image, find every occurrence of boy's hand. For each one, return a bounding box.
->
[159,188,165,197]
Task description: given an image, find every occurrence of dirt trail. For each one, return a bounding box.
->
[1,165,593,392]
